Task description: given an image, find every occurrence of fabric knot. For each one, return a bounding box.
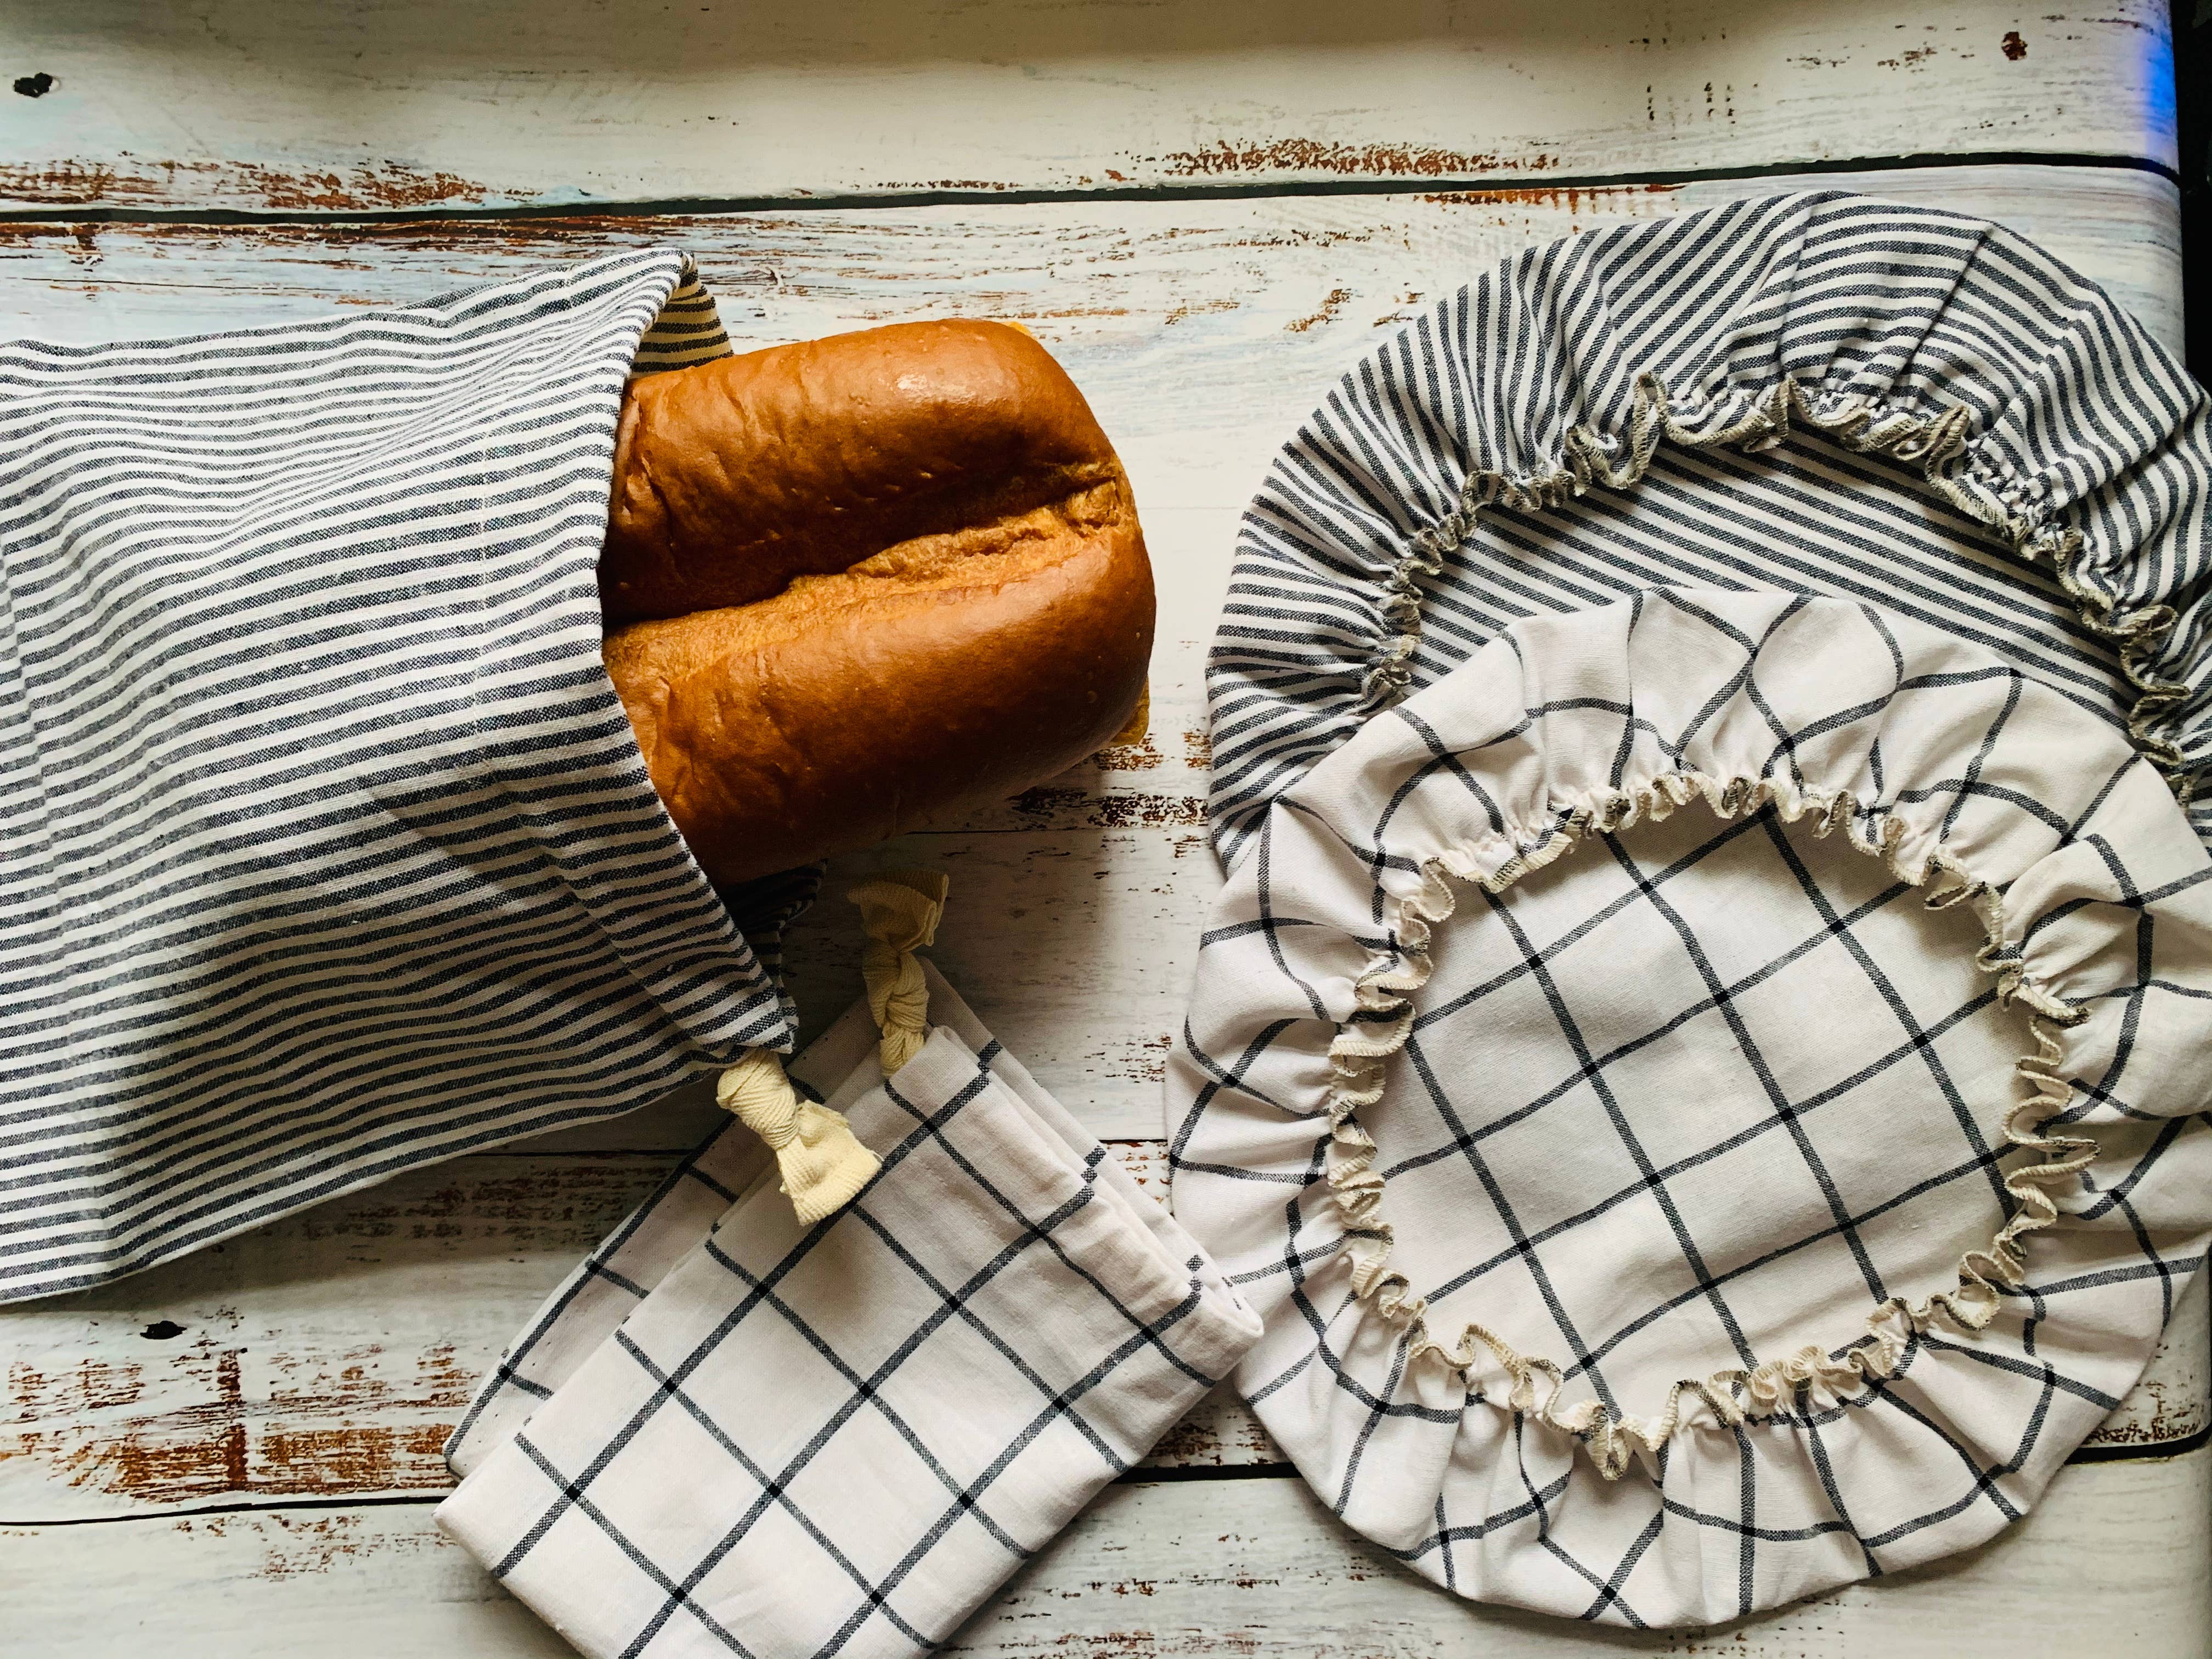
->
[848,869,950,1076]
[714,1047,878,1225]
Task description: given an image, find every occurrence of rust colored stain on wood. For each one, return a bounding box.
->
[5,1338,475,1505]
[1,1167,673,1512]
[2084,1375,2208,1447]
[1007,786,1206,829]
[0,159,490,211]
[2002,31,2029,60]
[1146,1402,1281,1470]
[1090,1032,1172,1086]
[1421,182,1683,214]
[1091,734,1166,771]
[1285,286,1352,334]
[1148,139,1558,179]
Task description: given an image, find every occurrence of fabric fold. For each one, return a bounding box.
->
[1207,191,2212,867]
[441,963,1259,1658]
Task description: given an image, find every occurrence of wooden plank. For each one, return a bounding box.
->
[3,1452,2204,1657]
[3,1137,2197,1525]
[0,166,2182,361]
[0,1140,1186,1526]
[0,2,2176,214]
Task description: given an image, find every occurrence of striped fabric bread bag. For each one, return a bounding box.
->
[0,251,798,1304]
[1172,195,2212,1625]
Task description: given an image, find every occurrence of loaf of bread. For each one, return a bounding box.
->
[600,320,1154,885]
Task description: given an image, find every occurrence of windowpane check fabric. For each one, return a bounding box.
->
[1170,590,2212,1626]
[1206,191,2212,867]
[441,966,1261,1659]
[0,251,785,1304]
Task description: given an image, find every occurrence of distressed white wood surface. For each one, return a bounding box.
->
[0,1,2177,212]
[1,9,2203,1651]
[1,1130,2196,1525]
[4,1454,2205,1658]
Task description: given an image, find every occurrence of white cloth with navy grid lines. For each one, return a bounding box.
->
[438,963,1261,1659]
[1170,588,2212,1627]
[1205,191,2212,867]
[0,251,786,1304]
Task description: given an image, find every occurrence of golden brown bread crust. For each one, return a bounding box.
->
[600,321,1154,885]
[601,319,1122,622]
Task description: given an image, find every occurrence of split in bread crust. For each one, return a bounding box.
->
[600,320,1155,885]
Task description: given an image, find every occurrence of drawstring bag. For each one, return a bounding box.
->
[1171,590,2212,1626]
[1205,191,2212,867]
[0,252,816,1304]
[441,876,1262,1659]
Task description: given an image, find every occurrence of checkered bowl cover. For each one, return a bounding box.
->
[1170,589,2212,1626]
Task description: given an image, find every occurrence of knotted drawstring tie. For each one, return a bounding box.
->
[713,867,951,1226]
[715,1048,878,1227]
[848,869,950,1074]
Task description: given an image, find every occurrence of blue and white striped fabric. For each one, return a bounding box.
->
[0,250,788,1305]
[1206,192,2212,868]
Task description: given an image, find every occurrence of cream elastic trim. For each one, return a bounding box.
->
[849,869,950,1075]
[1361,370,2196,806]
[716,1048,879,1226]
[1324,772,2100,1481]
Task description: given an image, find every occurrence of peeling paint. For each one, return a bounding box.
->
[1144,1396,1281,1471]
[4,1338,474,1505]
[1007,787,1206,830]
[0,159,490,211]
[2084,1376,2208,1447]
[1147,139,1557,180]
[1420,182,1682,214]
[1092,735,1165,771]
[1285,287,1351,334]
[1090,1032,1172,1086]
[1,1166,676,1512]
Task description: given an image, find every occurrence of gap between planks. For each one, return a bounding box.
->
[1,1137,2201,1530]
[0,0,2178,212]
[3,1452,2206,1658]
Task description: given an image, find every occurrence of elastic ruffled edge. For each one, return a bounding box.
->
[1324,770,2101,1481]
[1357,371,2197,809]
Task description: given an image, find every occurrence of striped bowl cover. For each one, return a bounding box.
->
[1206,191,2212,870]
[1,249,787,1304]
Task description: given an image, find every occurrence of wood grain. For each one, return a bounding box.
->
[3,1453,2204,1658]
[3,1133,2196,1527]
[0,1139,1190,1525]
[0,166,2182,364]
[1,80,2200,1651]
[0,2,2176,213]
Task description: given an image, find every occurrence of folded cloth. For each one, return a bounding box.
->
[440,959,1260,1658]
